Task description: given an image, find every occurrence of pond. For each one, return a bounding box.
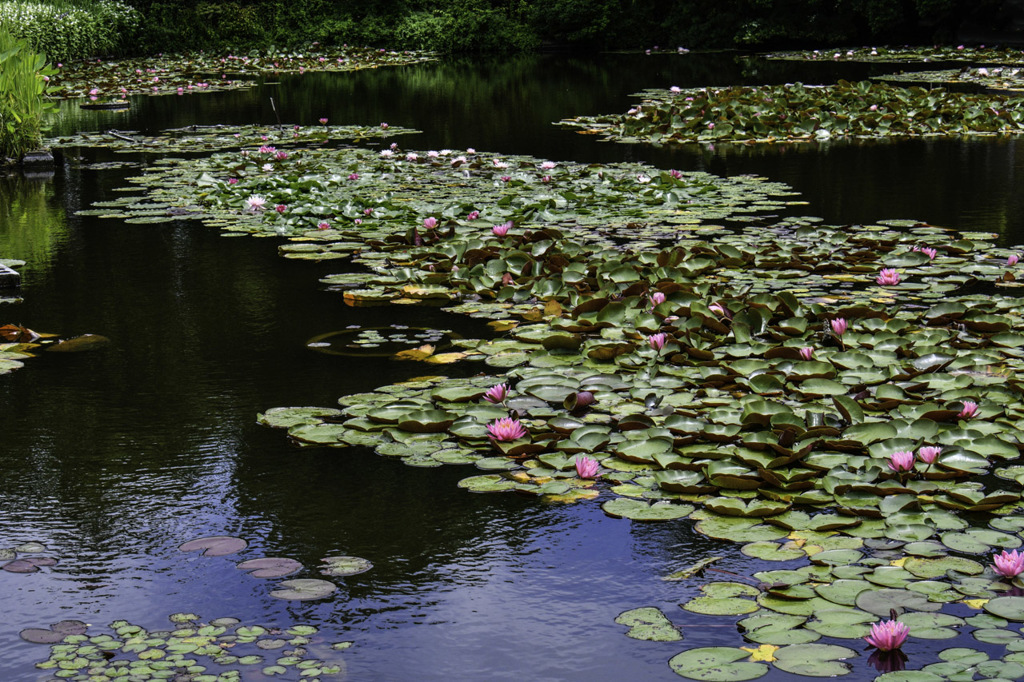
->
[3,51,1024,681]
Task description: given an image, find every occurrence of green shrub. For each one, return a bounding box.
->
[0,24,55,161]
[0,0,141,62]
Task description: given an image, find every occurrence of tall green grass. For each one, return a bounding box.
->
[0,0,140,63]
[0,24,55,161]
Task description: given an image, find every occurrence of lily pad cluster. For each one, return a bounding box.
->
[46,48,436,100]
[1,540,56,572]
[28,614,350,681]
[762,45,1024,65]
[179,534,371,601]
[66,117,1024,679]
[878,67,1024,93]
[558,80,1024,145]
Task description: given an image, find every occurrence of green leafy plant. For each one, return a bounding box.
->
[0,23,55,161]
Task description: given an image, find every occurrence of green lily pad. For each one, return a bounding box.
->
[614,607,682,641]
[668,647,768,681]
[319,556,373,577]
[772,644,857,676]
[269,579,337,601]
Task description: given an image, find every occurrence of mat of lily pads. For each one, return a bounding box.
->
[68,123,1024,680]
[558,80,1024,146]
[762,45,1024,65]
[46,47,436,100]
[877,67,1024,94]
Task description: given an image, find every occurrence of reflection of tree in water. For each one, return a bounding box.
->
[0,174,67,277]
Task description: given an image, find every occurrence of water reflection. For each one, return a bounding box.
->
[0,174,68,281]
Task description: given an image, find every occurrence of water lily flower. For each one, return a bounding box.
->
[888,450,915,473]
[493,221,512,236]
[541,175,552,183]
[319,118,328,125]
[709,302,730,318]
[246,195,267,211]
[799,347,814,360]
[647,333,667,351]
[487,417,528,441]
[876,268,900,285]
[1009,254,1020,266]
[500,176,511,182]
[483,383,509,403]
[917,446,941,464]
[381,123,389,129]
[227,178,238,185]
[467,211,480,221]
[259,145,275,154]
[575,455,600,479]
[348,173,359,180]
[540,161,556,170]
[318,222,330,230]
[89,88,99,95]
[275,204,286,213]
[957,401,979,419]
[275,151,288,160]
[649,291,666,307]
[670,169,683,179]
[467,148,476,154]
[423,217,438,230]
[427,150,440,158]
[670,86,682,93]
[364,208,373,216]
[993,549,1024,578]
[262,163,274,172]
[865,620,909,651]
[830,318,848,336]
[380,149,394,158]
[354,218,362,225]
[493,160,509,168]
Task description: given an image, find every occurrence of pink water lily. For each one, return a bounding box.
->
[799,347,814,360]
[876,268,900,286]
[888,450,915,473]
[649,291,666,307]
[487,417,528,442]
[830,318,848,336]
[913,245,937,260]
[917,446,941,464]
[575,455,600,479]
[318,222,330,230]
[1009,254,1020,266]
[865,620,909,651]
[993,549,1024,578]
[347,173,359,180]
[423,217,438,230]
[492,221,512,237]
[958,401,979,419]
[647,333,667,351]
[467,211,480,221]
[483,383,509,403]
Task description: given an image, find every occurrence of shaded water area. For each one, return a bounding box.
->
[3,51,1024,681]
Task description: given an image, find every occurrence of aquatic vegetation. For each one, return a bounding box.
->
[68,124,1024,678]
[0,25,55,161]
[559,80,1024,146]
[27,614,348,679]
[763,45,1024,65]
[44,48,436,100]
[575,455,600,479]
[0,0,140,63]
[878,67,1024,94]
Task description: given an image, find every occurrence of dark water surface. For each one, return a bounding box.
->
[1,52,1024,681]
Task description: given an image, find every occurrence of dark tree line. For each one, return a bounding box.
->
[123,0,1013,53]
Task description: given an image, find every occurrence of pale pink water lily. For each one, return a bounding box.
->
[799,347,814,360]
[647,333,667,351]
[541,175,552,183]
[487,417,528,441]
[917,446,941,464]
[876,268,900,286]
[709,302,730,318]
[492,221,512,237]
[379,149,394,158]
[483,383,509,403]
[354,218,362,225]
[649,291,666,307]
[245,195,267,211]
[993,549,1024,578]
[380,122,389,129]
[865,620,909,651]
[1009,254,1020,266]
[913,245,937,260]
[423,217,438,230]
[364,208,373,216]
[575,455,600,479]
[830,318,848,336]
[540,161,556,170]
[262,163,274,172]
[467,211,480,221]
[319,118,328,124]
[888,450,915,473]
[258,145,275,153]
[493,159,509,168]
[275,151,288,160]
[957,401,979,419]
[406,153,419,161]
[89,88,99,95]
